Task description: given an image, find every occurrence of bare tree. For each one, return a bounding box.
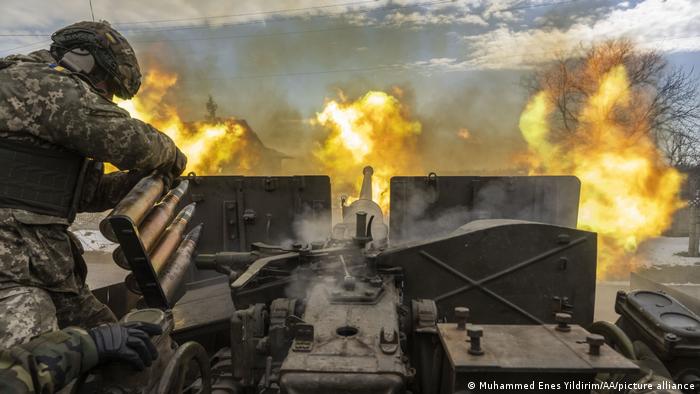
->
[649,67,700,166]
[523,39,700,166]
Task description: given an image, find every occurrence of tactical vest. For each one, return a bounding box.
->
[0,138,87,221]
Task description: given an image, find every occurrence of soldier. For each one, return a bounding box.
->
[0,321,161,393]
[0,21,186,347]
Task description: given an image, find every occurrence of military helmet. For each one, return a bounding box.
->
[50,21,141,99]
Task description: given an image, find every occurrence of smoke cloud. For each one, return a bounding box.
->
[125,11,532,183]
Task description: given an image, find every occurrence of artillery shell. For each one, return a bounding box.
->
[100,174,166,242]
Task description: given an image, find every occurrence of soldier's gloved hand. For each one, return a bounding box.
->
[158,147,187,188]
[88,322,162,371]
[172,148,187,177]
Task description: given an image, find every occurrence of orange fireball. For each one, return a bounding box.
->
[519,64,684,279]
[313,91,423,213]
[115,69,253,175]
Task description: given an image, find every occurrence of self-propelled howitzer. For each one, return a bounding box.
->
[78,168,700,394]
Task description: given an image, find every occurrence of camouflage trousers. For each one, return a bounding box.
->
[0,283,116,348]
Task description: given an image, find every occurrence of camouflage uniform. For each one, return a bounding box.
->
[0,327,98,393]
[0,49,179,347]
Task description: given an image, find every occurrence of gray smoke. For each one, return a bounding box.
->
[390,177,568,244]
[128,17,532,179]
[292,206,332,244]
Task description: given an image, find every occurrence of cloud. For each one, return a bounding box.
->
[2,0,697,78]
[0,0,501,55]
[0,0,494,34]
[346,2,491,28]
[0,1,373,53]
[388,0,700,72]
[382,10,488,27]
[402,57,474,73]
[455,0,700,70]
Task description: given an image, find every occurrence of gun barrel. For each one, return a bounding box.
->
[195,251,258,271]
[113,180,190,269]
[359,166,374,201]
[100,174,166,242]
[140,180,190,250]
[160,224,203,303]
[150,203,197,273]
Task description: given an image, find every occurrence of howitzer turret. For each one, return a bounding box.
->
[80,170,700,394]
[179,169,643,394]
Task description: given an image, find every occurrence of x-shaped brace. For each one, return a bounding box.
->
[419,235,587,324]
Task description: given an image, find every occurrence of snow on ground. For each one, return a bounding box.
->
[636,236,700,268]
[72,229,117,252]
[70,211,117,252]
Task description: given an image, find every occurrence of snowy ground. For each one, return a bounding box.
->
[73,229,117,252]
[637,236,700,268]
[71,227,126,290]
[591,236,700,322]
[634,236,700,297]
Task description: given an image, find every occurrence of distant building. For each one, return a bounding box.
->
[229,120,291,175]
[182,118,291,175]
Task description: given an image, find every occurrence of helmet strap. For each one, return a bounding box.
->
[92,79,114,100]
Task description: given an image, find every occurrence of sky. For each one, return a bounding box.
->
[1,0,699,170]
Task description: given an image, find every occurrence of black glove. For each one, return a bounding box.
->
[88,322,162,371]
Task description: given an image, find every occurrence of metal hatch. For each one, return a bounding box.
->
[179,175,332,253]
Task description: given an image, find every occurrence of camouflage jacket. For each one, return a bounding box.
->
[0,50,179,293]
[0,327,98,393]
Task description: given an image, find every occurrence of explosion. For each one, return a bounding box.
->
[519,64,684,279]
[115,68,257,175]
[116,69,424,213]
[457,128,471,140]
[313,91,423,213]
[115,52,683,281]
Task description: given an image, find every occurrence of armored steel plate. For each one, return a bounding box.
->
[172,276,233,331]
[170,276,233,353]
[179,175,331,254]
[389,175,580,242]
[438,323,638,373]
[379,219,597,325]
